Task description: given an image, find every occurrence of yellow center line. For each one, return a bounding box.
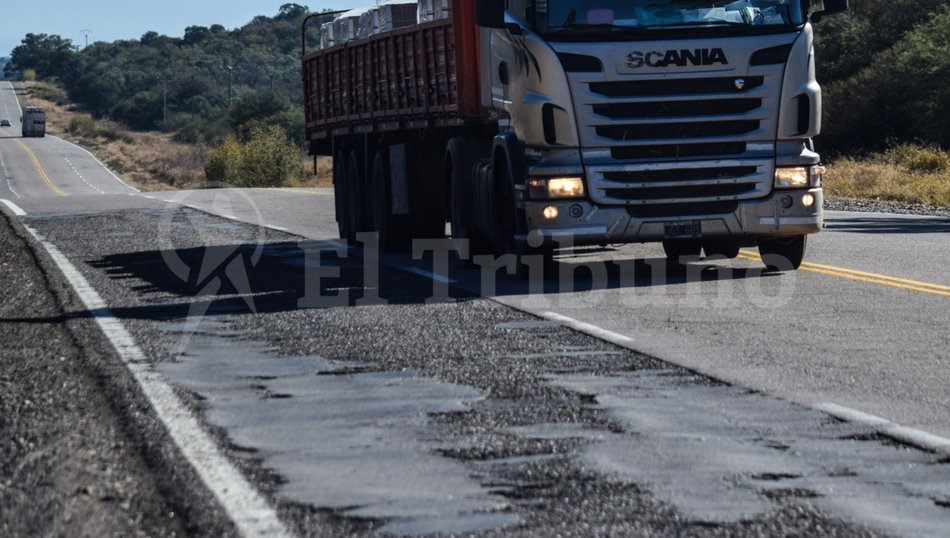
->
[737,250,950,297]
[15,140,67,196]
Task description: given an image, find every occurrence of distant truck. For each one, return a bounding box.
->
[21,106,46,138]
[302,0,848,270]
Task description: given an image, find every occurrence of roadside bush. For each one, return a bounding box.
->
[67,114,97,137]
[204,136,243,185]
[876,144,950,173]
[67,113,135,143]
[29,83,69,106]
[204,126,301,187]
[239,125,301,187]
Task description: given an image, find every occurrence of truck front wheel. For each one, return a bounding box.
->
[758,235,807,271]
[447,137,491,260]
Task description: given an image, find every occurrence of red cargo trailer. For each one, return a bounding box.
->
[302,0,495,248]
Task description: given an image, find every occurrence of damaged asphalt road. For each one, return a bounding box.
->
[5,201,950,537]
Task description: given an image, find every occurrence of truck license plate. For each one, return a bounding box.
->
[664,221,702,239]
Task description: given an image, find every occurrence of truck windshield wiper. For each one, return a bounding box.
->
[643,20,784,29]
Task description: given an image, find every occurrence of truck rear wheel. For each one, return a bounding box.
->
[758,235,807,271]
[370,149,410,252]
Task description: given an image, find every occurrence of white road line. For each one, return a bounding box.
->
[47,135,140,193]
[21,224,292,537]
[0,154,21,199]
[267,224,289,232]
[540,312,634,346]
[815,403,950,456]
[404,267,458,284]
[6,81,22,116]
[64,156,105,194]
[0,199,26,216]
[221,214,238,220]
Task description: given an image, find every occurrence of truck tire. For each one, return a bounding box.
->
[703,240,741,259]
[343,149,366,242]
[493,156,554,278]
[333,149,351,241]
[662,240,702,262]
[370,149,410,252]
[447,137,492,260]
[758,235,807,271]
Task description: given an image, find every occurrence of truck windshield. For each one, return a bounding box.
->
[532,0,805,37]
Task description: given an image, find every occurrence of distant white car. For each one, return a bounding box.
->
[0,119,11,127]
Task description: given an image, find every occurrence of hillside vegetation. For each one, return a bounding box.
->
[815,0,950,156]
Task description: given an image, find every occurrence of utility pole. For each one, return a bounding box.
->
[81,29,92,49]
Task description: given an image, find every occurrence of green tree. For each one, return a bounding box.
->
[4,33,76,80]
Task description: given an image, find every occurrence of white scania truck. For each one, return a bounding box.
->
[302,0,848,270]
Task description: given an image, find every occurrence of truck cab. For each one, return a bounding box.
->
[475,0,847,267]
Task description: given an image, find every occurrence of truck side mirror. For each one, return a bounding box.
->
[810,0,848,23]
[475,0,506,28]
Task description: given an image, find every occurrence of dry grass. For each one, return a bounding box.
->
[291,156,333,188]
[825,145,950,207]
[16,81,332,190]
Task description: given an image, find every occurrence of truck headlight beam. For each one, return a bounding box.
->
[774,167,809,189]
[528,177,586,200]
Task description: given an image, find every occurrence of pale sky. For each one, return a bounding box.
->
[1,1,360,58]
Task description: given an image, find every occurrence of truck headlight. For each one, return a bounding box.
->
[774,167,809,189]
[527,177,586,199]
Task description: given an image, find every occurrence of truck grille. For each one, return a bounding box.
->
[596,120,760,141]
[569,60,781,207]
[587,160,773,205]
[588,76,764,97]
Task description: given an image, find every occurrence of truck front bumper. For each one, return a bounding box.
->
[522,188,823,246]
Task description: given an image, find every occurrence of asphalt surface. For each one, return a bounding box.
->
[2,79,950,536]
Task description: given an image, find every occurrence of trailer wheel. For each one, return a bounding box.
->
[662,240,702,263]
[447,137,491,260]
[333,150,351,241]
[758,235,807,271]
[342,150,366,242]
[370,149,410,252]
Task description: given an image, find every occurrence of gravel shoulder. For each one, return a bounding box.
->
[0,210,190,537]
[825,198,950,218]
